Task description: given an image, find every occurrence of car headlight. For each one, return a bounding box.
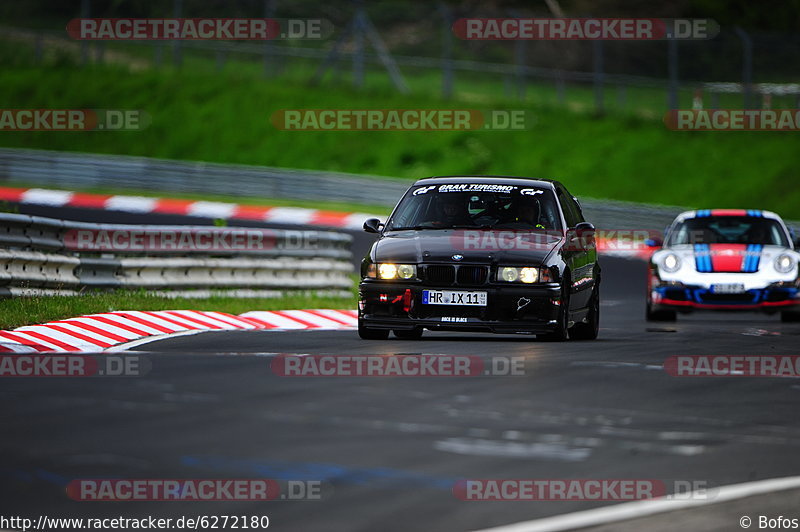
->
[662,253,681,273]
[775,254,796,274]
[376,263,416,280]
[497,266,552,283]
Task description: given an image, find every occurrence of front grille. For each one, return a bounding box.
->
[423,264,488,286]
[424,265,455,285]
[698,292,756,304]
[457,265,488,286]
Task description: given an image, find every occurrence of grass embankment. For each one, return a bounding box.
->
[0,290,356,330]
[2,59,798,217]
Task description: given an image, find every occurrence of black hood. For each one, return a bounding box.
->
[370,229,562,265]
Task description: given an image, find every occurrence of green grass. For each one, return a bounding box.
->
[0,290,356,330]
[2,38,800,218]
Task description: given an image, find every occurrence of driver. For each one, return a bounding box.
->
[434,194,473,226]
[512,198,546,229]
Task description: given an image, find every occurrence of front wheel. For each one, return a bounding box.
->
[570,285,599,340]
[358,320,389,340]
[539,281,570,342]
[646,303,677,322]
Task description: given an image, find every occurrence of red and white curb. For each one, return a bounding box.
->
[0,309,358,353]
[0,186,382,230]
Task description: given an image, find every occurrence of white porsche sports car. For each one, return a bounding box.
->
[647,209,800,322]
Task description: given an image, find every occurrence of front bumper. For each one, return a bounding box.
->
[359,281,562,334]
[650,283,800,311]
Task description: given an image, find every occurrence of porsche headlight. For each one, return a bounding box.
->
[497,266,552,283]
[662,253,681,273]
[377,263,416,280]
[775,254,795,274]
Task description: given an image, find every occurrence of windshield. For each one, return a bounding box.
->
[386,183,563,231]
[667,216,789,246]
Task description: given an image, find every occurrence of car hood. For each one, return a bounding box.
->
[657,244,792,273]
[371,229,562,264]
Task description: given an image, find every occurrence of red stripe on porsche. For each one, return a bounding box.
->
[710,209,748,217]
[708,244,748,272]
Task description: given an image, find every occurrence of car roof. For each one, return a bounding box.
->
[673,209,784,223]
[413,175,560,190]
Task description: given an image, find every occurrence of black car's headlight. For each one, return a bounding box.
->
[365,263,417,280]
[496,266,553,283]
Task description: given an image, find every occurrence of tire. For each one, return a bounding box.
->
[570,284,599,340]
[539,280,570,341]
[394,328,423,340]
[781,311,800,323]
[358,320,389,340]
[646,304,677,322]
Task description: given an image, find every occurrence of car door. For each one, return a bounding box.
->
[556,186,596,310]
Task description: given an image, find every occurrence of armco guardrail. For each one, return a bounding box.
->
[5,148,794,234]
[0,213,353,297]
[0,147,410,207]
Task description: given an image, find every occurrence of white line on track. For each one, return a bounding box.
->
[472,475,800,532]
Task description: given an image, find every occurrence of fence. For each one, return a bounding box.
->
[6,1,800,114]
[0,212,354,297]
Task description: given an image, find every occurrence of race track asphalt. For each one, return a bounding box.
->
[2,254,800,531]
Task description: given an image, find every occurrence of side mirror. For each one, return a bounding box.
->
[645,237,663,248]
[363,218,384,234]
[570,222,595,247]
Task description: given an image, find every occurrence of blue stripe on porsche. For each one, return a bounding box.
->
[743,244,763,272]
[694,244,712,272]
[747,210,763,218]
[695,209,711,218]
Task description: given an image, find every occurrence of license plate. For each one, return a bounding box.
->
[422,290,487,306]
[711,283,746,294]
